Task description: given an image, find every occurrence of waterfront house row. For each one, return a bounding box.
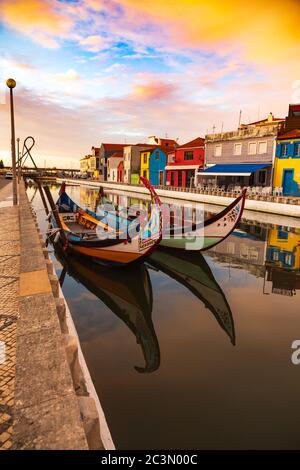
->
[198,113,285,189]
[79,106,300,196]
[197,105,300,196]
[80,136,179,185]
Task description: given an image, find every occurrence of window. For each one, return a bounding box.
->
[248,142,257,155]
[281,143,288,157]
[178,171,182,186]
[295,143,300,157]
[234,143,242,155]
[143,153,147,164]
[168,153,175,163]
[277,230,288,240]
[186,170,194,187]
[143,170,147,178]
[155,151,159,160]
[258,170,266,184]
[184,151,193,160]
[214,145,222,157]
[258,141,267,154]
[171,172,175,185]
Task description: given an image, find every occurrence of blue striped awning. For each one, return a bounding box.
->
[200,163,271,176]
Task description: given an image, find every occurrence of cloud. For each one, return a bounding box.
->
[117,0,300,63]
[79,35,109,52]
[2,0,300,64]
[54,69,80,81]
[131,81,176,101]
[0,0,73,48]
[1,1,299,167]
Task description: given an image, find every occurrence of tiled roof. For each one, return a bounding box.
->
[289,104,300,111]
[136,143,158,148]
[178,137,204,148]
[246,117,284,125]
[109,152,123,158]
[102,143,131,150]
[158,138,178,146]
[278,129,300,140]
[92,146,100,155]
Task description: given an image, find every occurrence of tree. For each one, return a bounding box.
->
[0,160,4,169]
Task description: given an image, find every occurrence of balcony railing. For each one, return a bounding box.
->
[64,177,300,205]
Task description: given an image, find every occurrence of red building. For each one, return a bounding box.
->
[117,161,124,182]
[166,137,205,187]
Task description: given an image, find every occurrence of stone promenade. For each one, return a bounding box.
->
[0,180,19,450]
[0,178,93,450]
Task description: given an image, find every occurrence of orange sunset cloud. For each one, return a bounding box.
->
[132,81,176,101]
[1,0,72,47]
[118,0,300,62]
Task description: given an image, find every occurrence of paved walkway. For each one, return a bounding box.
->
[0,179,105,450]
[0,182,20,450]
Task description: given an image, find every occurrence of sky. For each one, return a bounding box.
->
[1,0,300,168]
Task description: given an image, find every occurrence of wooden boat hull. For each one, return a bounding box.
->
[90,189,246,252]
[160,236,221,250]
[54,180,162,266]
[160,189,246,251]
[67,237,158,266]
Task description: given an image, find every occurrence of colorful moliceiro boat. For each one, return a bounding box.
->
[53,177,162,266]
[92,183,246,252]
[161,189,246,251]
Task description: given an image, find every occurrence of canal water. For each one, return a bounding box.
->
[28,183,300,450]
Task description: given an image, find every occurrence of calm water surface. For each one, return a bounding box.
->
[29,183,300,450]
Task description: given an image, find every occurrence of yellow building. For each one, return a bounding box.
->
[140,150,150,180]
[266,227,300,271]
[80,155,91,173]
[274,129,300,196]
[89,147,100,178]
[80,147,100,177]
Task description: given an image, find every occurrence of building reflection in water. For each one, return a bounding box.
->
[265,228,300,296]
[207,218,300,297]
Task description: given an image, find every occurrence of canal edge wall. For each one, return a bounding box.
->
[57,179,300,218]
[14,181,114,450]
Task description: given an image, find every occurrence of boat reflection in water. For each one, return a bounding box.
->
[56,248,160,373]
[147,248,235,345]
[55,243,236,373]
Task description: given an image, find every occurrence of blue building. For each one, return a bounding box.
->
[150,147,167,185]
[140,147,167,185]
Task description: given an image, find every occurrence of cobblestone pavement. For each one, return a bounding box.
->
[0,183,20,450]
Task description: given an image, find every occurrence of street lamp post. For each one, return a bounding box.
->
[6,78,17,205]
[17,137,21,181]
